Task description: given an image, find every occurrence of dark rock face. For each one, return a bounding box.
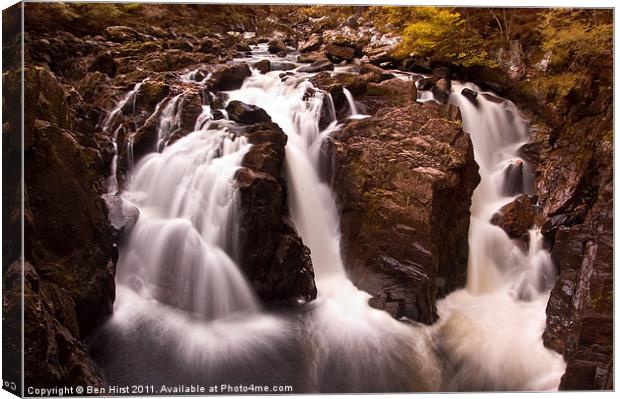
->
[515,71,613,389]
[5,65,119,387]
[235,120,317,303]
[226,100,272,124]
[327,78,479,323]
[268,39,288,54]
[461,88,478,104]
[254,59,271,74]
[299,34,322,52]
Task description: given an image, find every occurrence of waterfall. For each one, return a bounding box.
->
[101,80,146,193]
[226,67,435,392]
[156,93,184,152]
[116,127,258,319]
[427,82,566,391]
[93,47,565,393]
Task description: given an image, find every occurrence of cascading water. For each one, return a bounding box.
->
[101,80,145,193]
[426,82,565,391]
[92,44,565,393]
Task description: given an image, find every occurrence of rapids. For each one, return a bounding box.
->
[90,43,565,393]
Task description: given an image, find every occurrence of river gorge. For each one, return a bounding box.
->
[2,2,613,394]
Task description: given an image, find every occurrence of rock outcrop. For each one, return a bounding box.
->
[2,64,118,388]
[325,78,479,323]
[232,111,317,303]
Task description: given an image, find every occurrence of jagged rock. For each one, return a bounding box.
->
[7,65,118,388]
[208,63,251,91]
[461,88,478,104]
[235,122,317,303]
[490,195,540,240]
[298,58,334,73]
[299,34,323,52]
[226,100,272,124]
[328,78,479,323]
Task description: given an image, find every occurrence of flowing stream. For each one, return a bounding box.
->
[90,44,565,393]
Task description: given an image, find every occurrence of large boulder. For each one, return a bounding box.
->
[226,100,272,124]
[490,194,541,241]
[234,120,317,303]
[208,63,251,91]
[327,78,479,323]
[325,43,357,62]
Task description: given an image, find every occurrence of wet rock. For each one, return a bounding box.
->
[88,52,117,77]
[226,101,272,125]
[432,66,453,80]
[235,122,317,303]
[270,62,297,72]
[461,88,478,104]
[431,79,451,104]
[137,80,170,109]
[254,59,271,74]
[328,78,479,323]
[490,195,540,240]
[502,159,526,196]
[325,44,356,62]
[268,39,287,54]
[208,63,251,91]
[298,58,334,73]
[299,34,323,52]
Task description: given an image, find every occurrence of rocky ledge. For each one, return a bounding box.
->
[227,103,318,303]
[320,77,479,323]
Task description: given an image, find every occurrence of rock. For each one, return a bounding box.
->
[461,88,478,104]
[8,65,118,387]
[226,101,272,124]
[235,122,317,303]
[270,62,296,72]
[208,63,251,91]
[299,34,323,52]
[104,26,143,43]
[298,58,334,73]
[502,159,526,196]
[137,80,170,109]
[432,66,453,79]
[88,52,117,77]
[431,79,451,104]
[254,59,271,74]
[197,37,221,54]
[328,78,479,323]
[490,195,540,240]
[268,39,287,54]
[417,77,437,90]
[325,44,356,62]
[297,51,326,64]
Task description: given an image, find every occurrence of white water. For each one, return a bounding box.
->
[425,82,565,391]
[94,47,565,392]
[101,80,145,193]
